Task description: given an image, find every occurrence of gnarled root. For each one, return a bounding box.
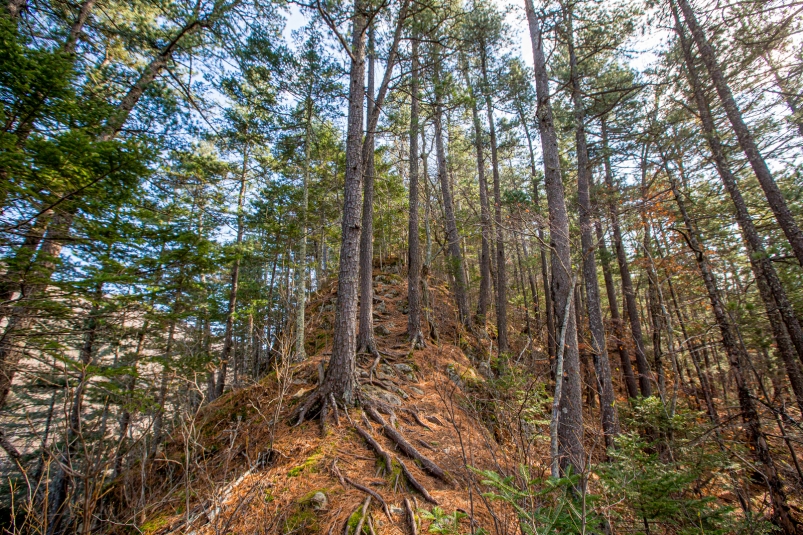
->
[365,406,451,484]
[332,460,392,521]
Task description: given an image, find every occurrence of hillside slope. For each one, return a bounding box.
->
[125,271,527,535]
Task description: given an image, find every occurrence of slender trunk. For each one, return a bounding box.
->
[433,49,470,327]
[320,0,367,405]
[407,36,425,348]
[480,46,508,353]
[565,6,618,445]
[594,217,638,399]
[215,152,248,398]
[295,98,313,362]
[525,0,584,475]
[462,61,492,326]
[673,4,803,391]
[676,0,803,268]
[640,150,664,396]
[671,7,797,529]
[357,25,377,354]
[520,111,555,360]
[601,118,652,397]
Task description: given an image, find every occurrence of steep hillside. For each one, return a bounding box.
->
[122,271,529,535]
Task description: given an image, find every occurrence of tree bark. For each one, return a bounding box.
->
[319,0,367,405]
[215,151,248,398]
[479,46,508,353]
[357,24,377,354]
[565,5,619,446]
[407,35,425,348]
[676,0,803,268]
[462,60,493,327]
[433,48,470,327]
[525,0,584,475]
[601,118,652,397]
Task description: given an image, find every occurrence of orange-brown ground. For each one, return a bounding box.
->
[131,271,532,535]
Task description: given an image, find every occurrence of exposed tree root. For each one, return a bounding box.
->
[404,497,418,535]
[332,459,392,521]
[353,417,438,504]
[397,458,439,504]
[351,496,371,535]
[353,422,393,475]
[365,406,452,484]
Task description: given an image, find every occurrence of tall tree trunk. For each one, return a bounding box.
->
[462,60,493,327]
[318,0,367,406]
[357,25,377,354]
[433,48,470,327]
[215,152,248,398]
[640,149,664,396]
[676,0,803,268]
[673,2,803,387]
[565,5,618,446]
[671,7,798,530]
[601,118,653,397]
[525,0,584,475]
[520,110,555,361]
[295,98,313,362]
[594,216,638,399]
[407,35,425,348]
[479,46,508,353]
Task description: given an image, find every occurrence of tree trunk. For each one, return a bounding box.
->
[676,0,803,268]
[525,0,585,475]
[215,152,248,398]
[433,48,470,327]
[671,6,797,530]
[565,5,619,446]
[520,110,555,361]
[319,0,367,405]
[601,118,653,397]
[480,47,508,353]
[357,25,377,354]
[407,35,425,348]
[295,97,313,362]
[594,215,638,399]
[462,60,493,327]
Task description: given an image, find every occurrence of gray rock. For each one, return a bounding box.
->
[310,491,327,511]
[394,363,415,374]
[364,385,402,406]
[390,506,404,516]
[380,364,396,376]
[409,386,425,396]
[375,324,390,336]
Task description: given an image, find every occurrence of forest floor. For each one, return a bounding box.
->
[129,270,539,535]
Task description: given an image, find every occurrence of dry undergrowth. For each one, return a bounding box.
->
[121,271,529,535]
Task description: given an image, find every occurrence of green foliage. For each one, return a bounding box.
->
[418,506,467,535]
